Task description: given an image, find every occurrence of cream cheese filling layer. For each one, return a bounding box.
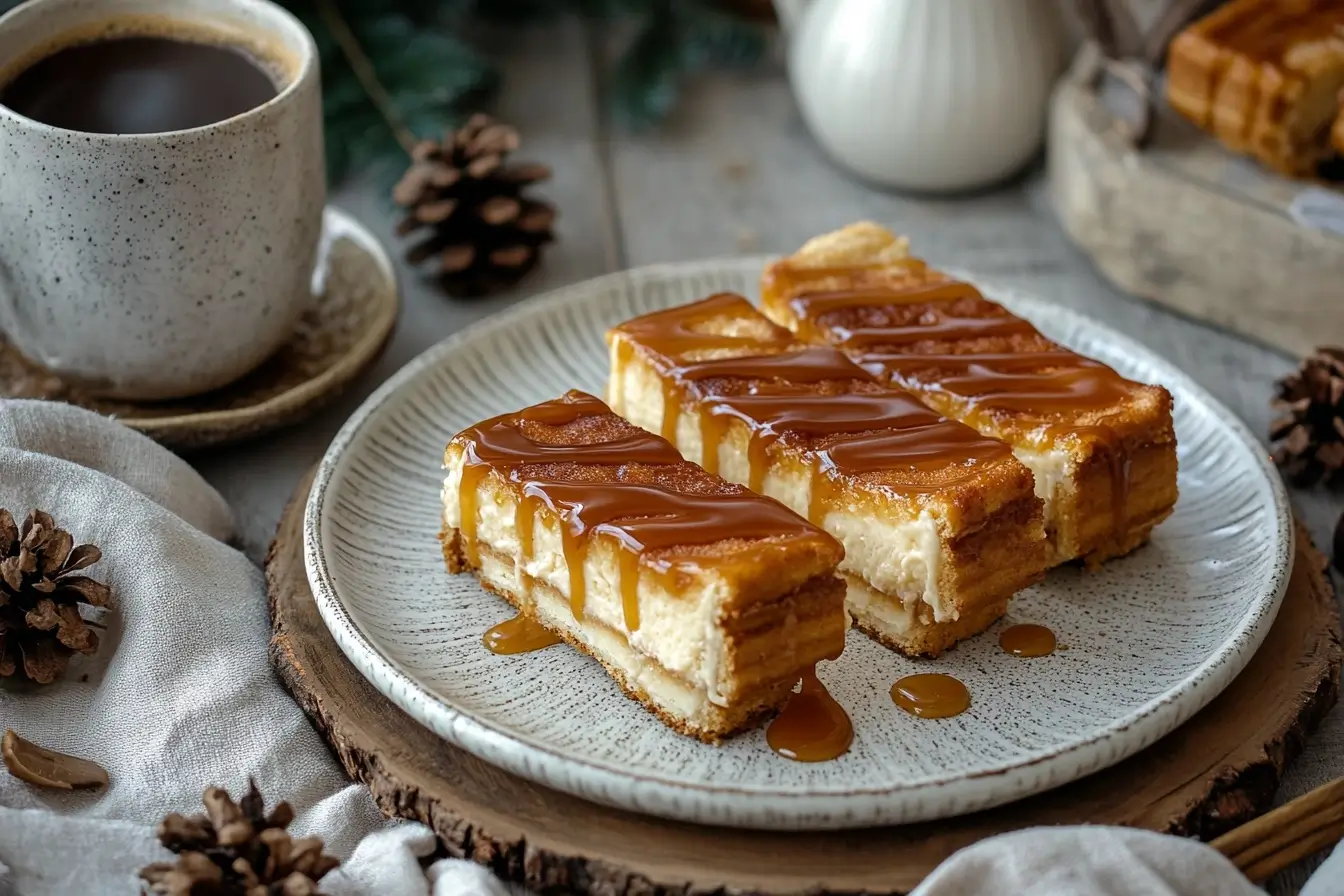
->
[609,354,950,622]
[1010,443,1075,556]
[471,548,717,724]
[443,453,734,707]
[843,574,918,636]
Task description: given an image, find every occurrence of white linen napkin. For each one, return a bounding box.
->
[912,827,1262,896]
[0,398,1336,896]
[0,399,511,896]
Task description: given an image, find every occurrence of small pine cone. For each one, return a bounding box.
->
[0,509,110,684]
[1270,347,1344,487]
[141,780,338,896]
[393,114,557,297]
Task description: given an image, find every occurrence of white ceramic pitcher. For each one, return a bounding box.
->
[774,0,1066,192]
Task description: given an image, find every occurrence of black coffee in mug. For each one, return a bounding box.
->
[0,32,278,134]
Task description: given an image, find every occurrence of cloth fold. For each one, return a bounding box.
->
[911,827,1262,896]
[0,399,1337,896]
[0,399,446,895]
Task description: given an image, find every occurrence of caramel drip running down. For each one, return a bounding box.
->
[617,548,642,632]
[698,409,727,476]
[483,614,562,655]
[807,456,836,526]
[612,294,1012,522]
[516,492,538,562]
[459,465,485,568]
[661,389,682,442]
[999,623,1056,658]
[891,673,971,719]
[456,391,832,635]
[783,275,1138,537]
[559,523,590,621]
[766,665,854,762]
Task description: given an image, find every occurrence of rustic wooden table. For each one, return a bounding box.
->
[192,23,1341,892]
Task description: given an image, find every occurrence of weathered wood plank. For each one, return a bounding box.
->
[1049,52,1344,359]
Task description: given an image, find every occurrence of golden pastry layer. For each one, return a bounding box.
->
[1166,0,1344,177]
[607,294,1050,657]
[440,390,847,741]
[761,223,1178,568]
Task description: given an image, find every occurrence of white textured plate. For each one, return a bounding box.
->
[304,258,1291,831]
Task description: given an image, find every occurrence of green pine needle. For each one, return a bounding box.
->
[608,0,766,130]
[290,2,497,183]
[295,0,766,179]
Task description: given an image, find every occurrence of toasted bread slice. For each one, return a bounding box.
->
[441,390,847,741]
[761,223,1178,567]
[607,294,1050,657]
[1166,0,1344,177]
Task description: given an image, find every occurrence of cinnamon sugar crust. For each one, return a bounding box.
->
[441,393,849,739]
[761,223,1179,567]
[607,296,1051,657]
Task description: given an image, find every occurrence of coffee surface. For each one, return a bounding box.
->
[0,35,278,134]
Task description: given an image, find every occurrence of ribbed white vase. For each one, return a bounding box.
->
[780,0,1066,192]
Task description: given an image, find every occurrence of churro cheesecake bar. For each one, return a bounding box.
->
[761,223,1178,567]
[1166,0,1344,178]
[441,390,847,741]
[607,294,1050,657]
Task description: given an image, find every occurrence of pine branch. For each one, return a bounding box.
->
[314,0,418,155]
[606,0,769,129]
[0,0,768,184]
[288,0,497,184]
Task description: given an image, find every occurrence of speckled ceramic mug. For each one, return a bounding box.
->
[0,0,323,400]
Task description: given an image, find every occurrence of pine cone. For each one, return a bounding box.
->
[141,780,339,896]
[1270,347,1344,486]
[0,509,109,684]
[393,114,556,297]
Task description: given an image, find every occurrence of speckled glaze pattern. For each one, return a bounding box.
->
[0,0,324,400]
[0,207,399,450]
[303,258,1292,831]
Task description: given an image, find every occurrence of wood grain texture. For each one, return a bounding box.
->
[268,469,1341,896]
[1049,48,1344,358]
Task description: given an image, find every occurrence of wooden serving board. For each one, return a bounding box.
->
[1048,48,1344,359]
[268,470,1342,895]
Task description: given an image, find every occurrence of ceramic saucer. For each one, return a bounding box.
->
[0,206,398,451]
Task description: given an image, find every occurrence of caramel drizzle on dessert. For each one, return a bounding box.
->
[999,623,1056,658]
[613,295,1011,524]
[766,664,854,762]
[457,391,831,633]
[483,614,562,654]
[775,272,1138,538]
[890,673,970,719]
